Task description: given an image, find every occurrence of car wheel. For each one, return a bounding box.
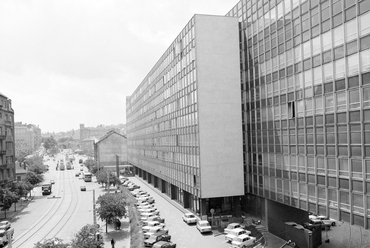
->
[331,222,336,226]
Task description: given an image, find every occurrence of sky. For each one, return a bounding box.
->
[0,0,236,133]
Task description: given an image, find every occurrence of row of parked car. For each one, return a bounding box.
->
[286,213,337,232]
[121,178,177,248]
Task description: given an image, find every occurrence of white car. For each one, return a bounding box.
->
[141,212,160,222]
[139,208,160,216]
[142,221,166,233]
[143,226,169,239]
[182,213,197,224]
[225,228,251,242]
[285,222,305,230]
[312,215,336,226]
[196,220,212,233]
[224,223,242,234]
[137,204,156,210]
[231,234,256,248]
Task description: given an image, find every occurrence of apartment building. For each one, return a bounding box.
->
[15,124,35,157]
[127,14,244,216]
[0,92,15,183]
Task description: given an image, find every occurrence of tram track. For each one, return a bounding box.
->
[13,168,80,247]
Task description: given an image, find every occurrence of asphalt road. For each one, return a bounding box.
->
[128,177,232,248]
[10,153,99,247]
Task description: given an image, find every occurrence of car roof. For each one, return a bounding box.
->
[198,220,209,224]
[231,228,246,232]
[236,234,250,239]
[154,241,168,247]
[184,213,194,216]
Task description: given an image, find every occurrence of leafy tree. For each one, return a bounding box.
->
[42,136,57,151]
[95,169,119,188]
[49,146,59,156]
[70,224,104,248]
[7,181,32,199]
[84,158,96,172]
[96,193,127,232]
[25,171,43,187]
[25,155,47,174]
[0,188,18,218]
[33,237,69,248]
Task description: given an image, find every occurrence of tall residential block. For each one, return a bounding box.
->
[0,92,15,183]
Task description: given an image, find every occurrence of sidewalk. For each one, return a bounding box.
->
[97,185,130,248]
[98,216,130,248]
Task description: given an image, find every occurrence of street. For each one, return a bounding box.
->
[10,154,100,247]
[128,177,231,248]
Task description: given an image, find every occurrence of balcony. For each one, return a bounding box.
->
[4,121,11,126]
[0,150,6,155]
[0,134,5,140]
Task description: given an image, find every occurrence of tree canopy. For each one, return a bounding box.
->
[96,193,127,232]
[33,237,69,248]
[25,171,44,186]
[0,188,18,211]
[95,169,119,188]
[42,136,57,151]
[25,155,47,174]
[70,224,104,248]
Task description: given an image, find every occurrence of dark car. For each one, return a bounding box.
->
[144,234,171,247]
[152,241,176,248]
[79,159,83,163]
[303,219,331,231]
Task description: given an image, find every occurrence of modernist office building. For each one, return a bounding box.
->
[126,15,244,215]
[127,0,370,230]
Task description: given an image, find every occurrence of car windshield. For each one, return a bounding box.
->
[200,223,209,227]
[187,214,194,218]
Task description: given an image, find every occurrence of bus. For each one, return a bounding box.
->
[83,172,92,182]
[59,160,65,171]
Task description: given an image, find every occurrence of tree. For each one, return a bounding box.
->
[95,169,119,188]
[84,158,96,172]
[33,237,69,248]
[96,193,127,232]
[0,188,18,218]
[70,224,104,248]
[42,136,57,151]
[25,155,47,174]
[7,181,32,199]
[25,171,43,186]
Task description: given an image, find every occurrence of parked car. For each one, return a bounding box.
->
[144,226,169,239]
[152,241,176,248]
[312,215,336,226]
[75,172,80,177]
[225,228,251,242]
[142,216,165,226]
[144,233,171,247]
[139,208,160,216]
[182,213,197,224]
[50,180,55,184]
[137,204,156,210]
[80,186,86,191]
[224,223,242,234]
[196,220,212,233]
[231,234,256,248]
[141,212,161,222]
[0,221,11,230]
[303,219,331,231]
[142,221,166,233]
[285,222,305,230]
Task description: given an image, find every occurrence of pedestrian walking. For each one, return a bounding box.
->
[111,238,115,248]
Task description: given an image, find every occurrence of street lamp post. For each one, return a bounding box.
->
[93,189,96,225]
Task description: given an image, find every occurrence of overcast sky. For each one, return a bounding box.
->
[0,0,236,133]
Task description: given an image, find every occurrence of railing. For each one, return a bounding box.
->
[0,150,6,155]
[5,120,11,126]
